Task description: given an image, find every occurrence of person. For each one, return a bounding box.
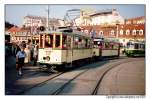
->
[24,44,31,64]
[16,46,26,76]
[33,44,38,66]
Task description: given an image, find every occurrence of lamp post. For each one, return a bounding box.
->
[116,23,119,39]
[46,5,50,31]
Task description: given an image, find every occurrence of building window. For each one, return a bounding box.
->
[99,31,103,37]
[132,29,136,35]
[139,29,143,35]
[120,29,123,35]
[110,30,115,35]
[126,30,130,35]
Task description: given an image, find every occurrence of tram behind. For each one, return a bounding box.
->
[38,30,93,71]
[124,41,145,57]
[93,38,120,58]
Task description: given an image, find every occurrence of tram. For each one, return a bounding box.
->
[93,38,120,59]
[38,28,93,71]
[38,27,121,72]
[124,41,145,57]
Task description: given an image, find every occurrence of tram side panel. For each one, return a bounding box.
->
[61,49,93,64]
[101,49,119,57]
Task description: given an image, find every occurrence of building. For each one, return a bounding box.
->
[6,26,31,43]
[118,24,145,46]
[75,9,125,26]
[81,25,117,39]
[125,16,145,25]
[23,15,65,30]
[81,16,145,46]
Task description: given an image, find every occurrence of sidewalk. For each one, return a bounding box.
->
[5,55,39,94]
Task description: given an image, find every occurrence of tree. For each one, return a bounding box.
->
[5,21,16,29]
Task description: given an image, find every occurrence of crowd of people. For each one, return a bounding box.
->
[5,41,39,76]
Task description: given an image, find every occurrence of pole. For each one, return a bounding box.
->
[116,24,119,39]
[46,5,50,31]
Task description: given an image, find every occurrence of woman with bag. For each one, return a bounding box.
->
[16,46,26,76]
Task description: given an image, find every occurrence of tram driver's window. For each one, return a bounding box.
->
[40,35,43,48]
[45,35,53,47]
[56,35,60,48]
[62,35,67,48]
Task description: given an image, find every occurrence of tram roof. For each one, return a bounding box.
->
[94,37,119,43]
[127,41,145,44]
[39,30,91,38]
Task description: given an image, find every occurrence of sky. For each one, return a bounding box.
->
[5,4,145,26]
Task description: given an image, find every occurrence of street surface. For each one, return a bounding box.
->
[97,59,145,95]
[5,56,145,95]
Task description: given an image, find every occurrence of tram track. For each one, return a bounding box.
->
[92,58,144,95]
[17,57,143,95]
[50,58,136,95]
[48,58,143,95]
[51,69,89,95]
[17,72,64,94]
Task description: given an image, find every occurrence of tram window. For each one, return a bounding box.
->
[39,35,43,48]
[62,35,67,48]
[67,36,71,48]
[74,36,79,48]
[88,39,92,48]
[85,39,88,48]
[105,42,110,49]
[140,44,145,49]
[55,35,60,48]
[113,44,119,49]
[127,42,132,48]
[134,43,139,49]
[45,35,53,48]
[78,37,84,48]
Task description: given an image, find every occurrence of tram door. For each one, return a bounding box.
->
[62,35,73,64]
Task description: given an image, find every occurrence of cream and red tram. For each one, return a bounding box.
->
[38,30,93,71]
[93,38,120,58]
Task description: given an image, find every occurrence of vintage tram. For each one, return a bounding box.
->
[38,29,93,71]
[93,38,120,58]
[124,41,145,57]
[37,28,120,72]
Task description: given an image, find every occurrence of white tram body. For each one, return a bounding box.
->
[38,31,93,66]
[38,30,120,70]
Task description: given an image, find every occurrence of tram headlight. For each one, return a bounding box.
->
[46,56,50,61]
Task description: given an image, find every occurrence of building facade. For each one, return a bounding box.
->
[81,16,145,46]
[23,15,65,31]
[6,26,31,43]
[75,9,125,27]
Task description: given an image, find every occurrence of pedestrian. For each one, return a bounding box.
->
[24,44,31,64]
[16,46,26,76]
[33,44,38,66]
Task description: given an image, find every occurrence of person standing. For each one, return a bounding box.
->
[16,46,26,76]
[24,44,31,64]
[33,44,38,66]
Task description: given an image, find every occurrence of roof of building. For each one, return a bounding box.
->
[126,16,145,21]
[7,26,29,33]
[89,9,115,16]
